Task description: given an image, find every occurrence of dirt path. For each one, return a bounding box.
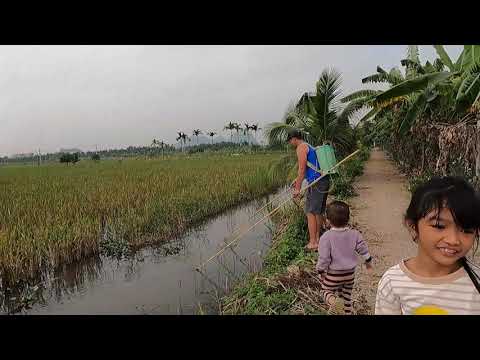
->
[349,148,416,314]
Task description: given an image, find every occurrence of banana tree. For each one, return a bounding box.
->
[347,45,480,134]
[450,45,480,113]
[342,46,466,135]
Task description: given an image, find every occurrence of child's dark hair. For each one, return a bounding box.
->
[405,176,480,293]
[326,200,350,228]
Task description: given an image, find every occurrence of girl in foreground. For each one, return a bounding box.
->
[375,176,480,315]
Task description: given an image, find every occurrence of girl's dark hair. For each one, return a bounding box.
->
[326,200,350,228]
[405,176,480,294]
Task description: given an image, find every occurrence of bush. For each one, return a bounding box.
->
[59,152,80,164]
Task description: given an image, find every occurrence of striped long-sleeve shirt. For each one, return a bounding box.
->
[375,260,480,315]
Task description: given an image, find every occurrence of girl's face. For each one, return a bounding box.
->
[412,207,477,267]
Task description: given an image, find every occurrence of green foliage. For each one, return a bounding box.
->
[407,171,434,194]
[330,147,370,200]
[266,69,356,156]
[263,214,308,275]
[59,152,80,164]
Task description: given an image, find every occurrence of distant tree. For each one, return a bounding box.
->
[250,123,261,144]
[91,153,100,161]
[159,140,166,158]
[207,131,216,145]
[224,122,235,143]
[59,152,80,164]
[176,131,188,152]
[151,139,168,158]
[243,123,252,145]
[233,123,241,144]
[193,129,202,145]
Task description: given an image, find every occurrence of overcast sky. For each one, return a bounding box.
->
[0,45,462,156]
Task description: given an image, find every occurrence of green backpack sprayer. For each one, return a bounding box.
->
[307,143,338,176]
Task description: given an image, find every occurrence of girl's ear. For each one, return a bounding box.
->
[404,219,419,242]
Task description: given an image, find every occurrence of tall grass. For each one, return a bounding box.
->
[0,154,286,283]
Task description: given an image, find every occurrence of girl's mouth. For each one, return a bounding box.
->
[437,247,460,257]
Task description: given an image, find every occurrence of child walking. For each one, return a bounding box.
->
[375,176,480,315]
[317,200,373,314]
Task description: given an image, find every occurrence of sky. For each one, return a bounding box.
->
[0,45,463,156]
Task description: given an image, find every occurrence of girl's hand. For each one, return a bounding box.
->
[365,262,373,274]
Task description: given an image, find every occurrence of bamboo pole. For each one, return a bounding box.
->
[196,149,361,271]
[227,188,291,240]
[251,185,292,218]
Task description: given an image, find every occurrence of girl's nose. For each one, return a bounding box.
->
[444,228,462,246]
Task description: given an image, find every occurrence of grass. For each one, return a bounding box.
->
[220,146,371,315]
[0,153,287,284]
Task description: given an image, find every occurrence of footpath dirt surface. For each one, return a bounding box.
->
[349,148,416,314]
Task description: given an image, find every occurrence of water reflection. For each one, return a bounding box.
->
[1,188,286,315]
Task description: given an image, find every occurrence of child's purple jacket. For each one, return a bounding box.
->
[316,228,371,272]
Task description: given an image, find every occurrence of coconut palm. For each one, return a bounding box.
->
[266,68,356,156]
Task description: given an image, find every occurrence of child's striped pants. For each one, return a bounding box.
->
[320,268,355,314]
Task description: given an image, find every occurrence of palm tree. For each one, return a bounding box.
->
[224,122,235,143]
[266,68,356,156]
[243,123,251,145]
[207,131,216,145]
[158,140,166,158]
[176,131,188,153]
[233,123,241,144]
[193,129,202,145]
[150,138,159,158]
[250,123,261,144]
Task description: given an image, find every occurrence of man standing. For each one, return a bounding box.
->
[287,129,330,251]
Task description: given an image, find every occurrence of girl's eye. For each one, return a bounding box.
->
[461,228,475,234]
[431,224,445,229]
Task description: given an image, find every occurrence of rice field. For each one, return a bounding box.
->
[0,153,287,283]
